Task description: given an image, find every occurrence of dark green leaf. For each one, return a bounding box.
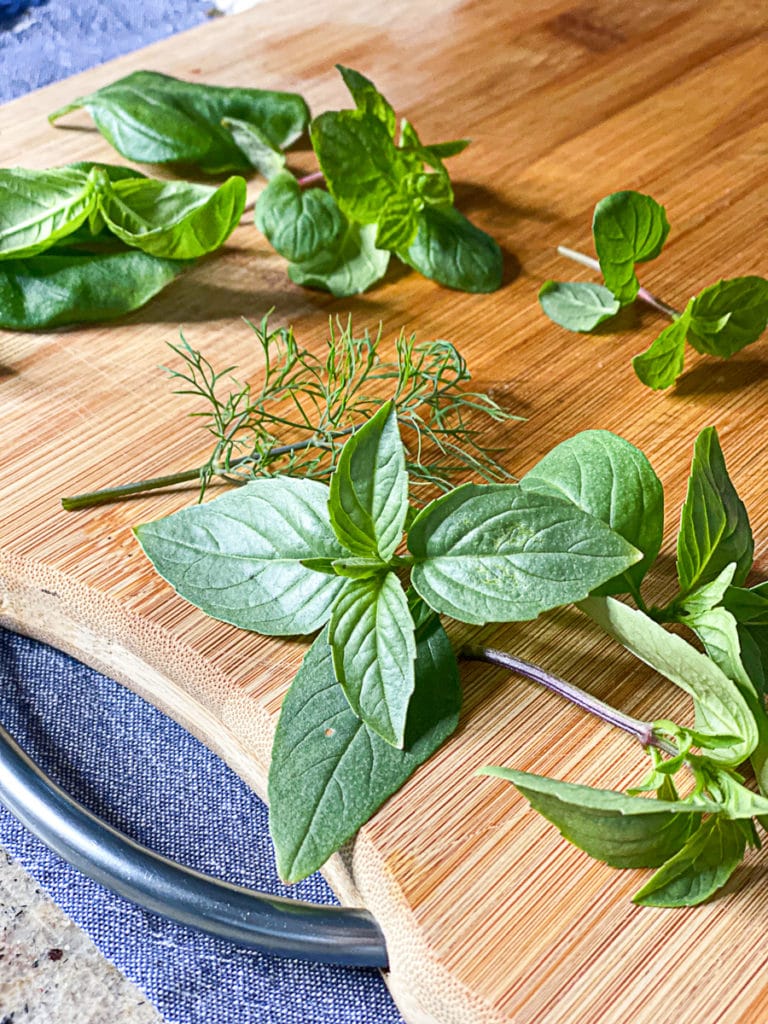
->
[255,172,345,264]
[687,276,768,357]
[268,614,461,882]
[101,175,246,259]
[50,70,310,174]
[0,247,185,329]
[592,190,669,305]
[335,65,396,137]
[328,402,408,560]
[631,315,689,389]
[287,221,389,297]
[398,205,502,293]
[0,166,96,259]
[221,117,285,180]
[520,429,663,596]
[677,426,753,596]
[134,477,347,636]
[480,767,709,868]
[408,484,641,625]
[724,581,768,625]
[328,573,416,747]
[633,816,751,907]
[538,280,620,332]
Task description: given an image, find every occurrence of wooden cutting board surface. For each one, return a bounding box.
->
[2,2,768,1021]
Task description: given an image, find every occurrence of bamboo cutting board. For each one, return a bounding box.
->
[2,2,768,1021]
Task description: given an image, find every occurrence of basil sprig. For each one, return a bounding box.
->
[0,162,246,328]
[49,71,310,175]
[539,189,768,389]
[255,65,502,297]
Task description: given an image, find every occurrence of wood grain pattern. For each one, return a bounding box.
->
[1,2,768,1021]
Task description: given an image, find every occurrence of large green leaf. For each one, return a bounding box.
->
[398,205,502,293]
[480,767,710,868]
[0,247,185,329]
[632,816,752,907]
[336,65,396,137]
[134,477,347,636]
[101,175,246,259]
[408,483,641,625]
[520,429,663,597]
[687,276,768,358]
[255,172,345,263]
[328,402,408,560]
[631,314,690,390]
[538,280,620,332]
[0,166,97,260]
[592,190,669,305]
[328,573,416,747]
[676,426,753,596]
[287,221,389,297]
[268,613,460,882]
[581,595,758,765]
[50,70,310,174]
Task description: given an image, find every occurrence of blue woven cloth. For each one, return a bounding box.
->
[1,2,404,1021]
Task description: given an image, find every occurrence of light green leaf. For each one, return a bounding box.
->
[408,483,641,625]
[287,221,389,297]
[398,205,502,293]
[328,573,416,747]
[677,426,753,596]
[134,477,347,636]
[480,767,710,868]
[592,190,670,305]
[520,429,663,596]
[0,247,185,329]
[402,171,454,209]
[374,193,419,251]
[631,315,689,389]
[0,166,97,260]
[676,563,737,618]
[268,612,461,882]
[580,595,758,765]
[255,172,345,263]
[101,175,246,259]
[50,70,310,174]
[336,65,396,137]
[328,402,408,560]
[397,118,469,174]
[633,816,752,907]
[538,280,620,332]
[221,117,285,180]
[687,276,768,357]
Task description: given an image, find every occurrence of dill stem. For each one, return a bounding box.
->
[61,428,357,511]
[461,644,675,754]
[556,245,681,319]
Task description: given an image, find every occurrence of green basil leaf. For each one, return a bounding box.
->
[398,205,502,293]
[538,280,620,332]
[408,484,641,625]
[633,816,751,907]
[134,477,347,636]
[402,171,454,208]
[0,247,185,329]
[397,119,469,174]
[0,166,97,260]
[374,193,419,251]
[328,402,408,560]
[50,70,309,174]
[705,764,768,819]
[255,172,345,264]
[738,625,768,700]
[221,116,285,180]
[687,276,768,357]
[336,65,396,137]
[480,767,710,868]
[580,595,758,766]
[677,426,753,596]
[631,315,689,389]
[328,573,416,747]
[101,175,246,259]
[287,221,389,298]
[592,190,670,305]
[268,613,461,882]
[311,109,406,223]
[520,429,663,597]
[676,564,737,618]
[724,581,768,626]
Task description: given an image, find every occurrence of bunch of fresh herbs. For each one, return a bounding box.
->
[539,190,768,389]
[133,402,768,906]
[0,162,245,328]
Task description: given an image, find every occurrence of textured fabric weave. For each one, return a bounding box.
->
[1,2,405,1020]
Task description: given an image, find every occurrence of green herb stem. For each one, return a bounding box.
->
[462,643,674,753]
[297,170,325,189]
[556,245,681,319]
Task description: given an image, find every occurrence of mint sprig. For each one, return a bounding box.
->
[539,189,768,389]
